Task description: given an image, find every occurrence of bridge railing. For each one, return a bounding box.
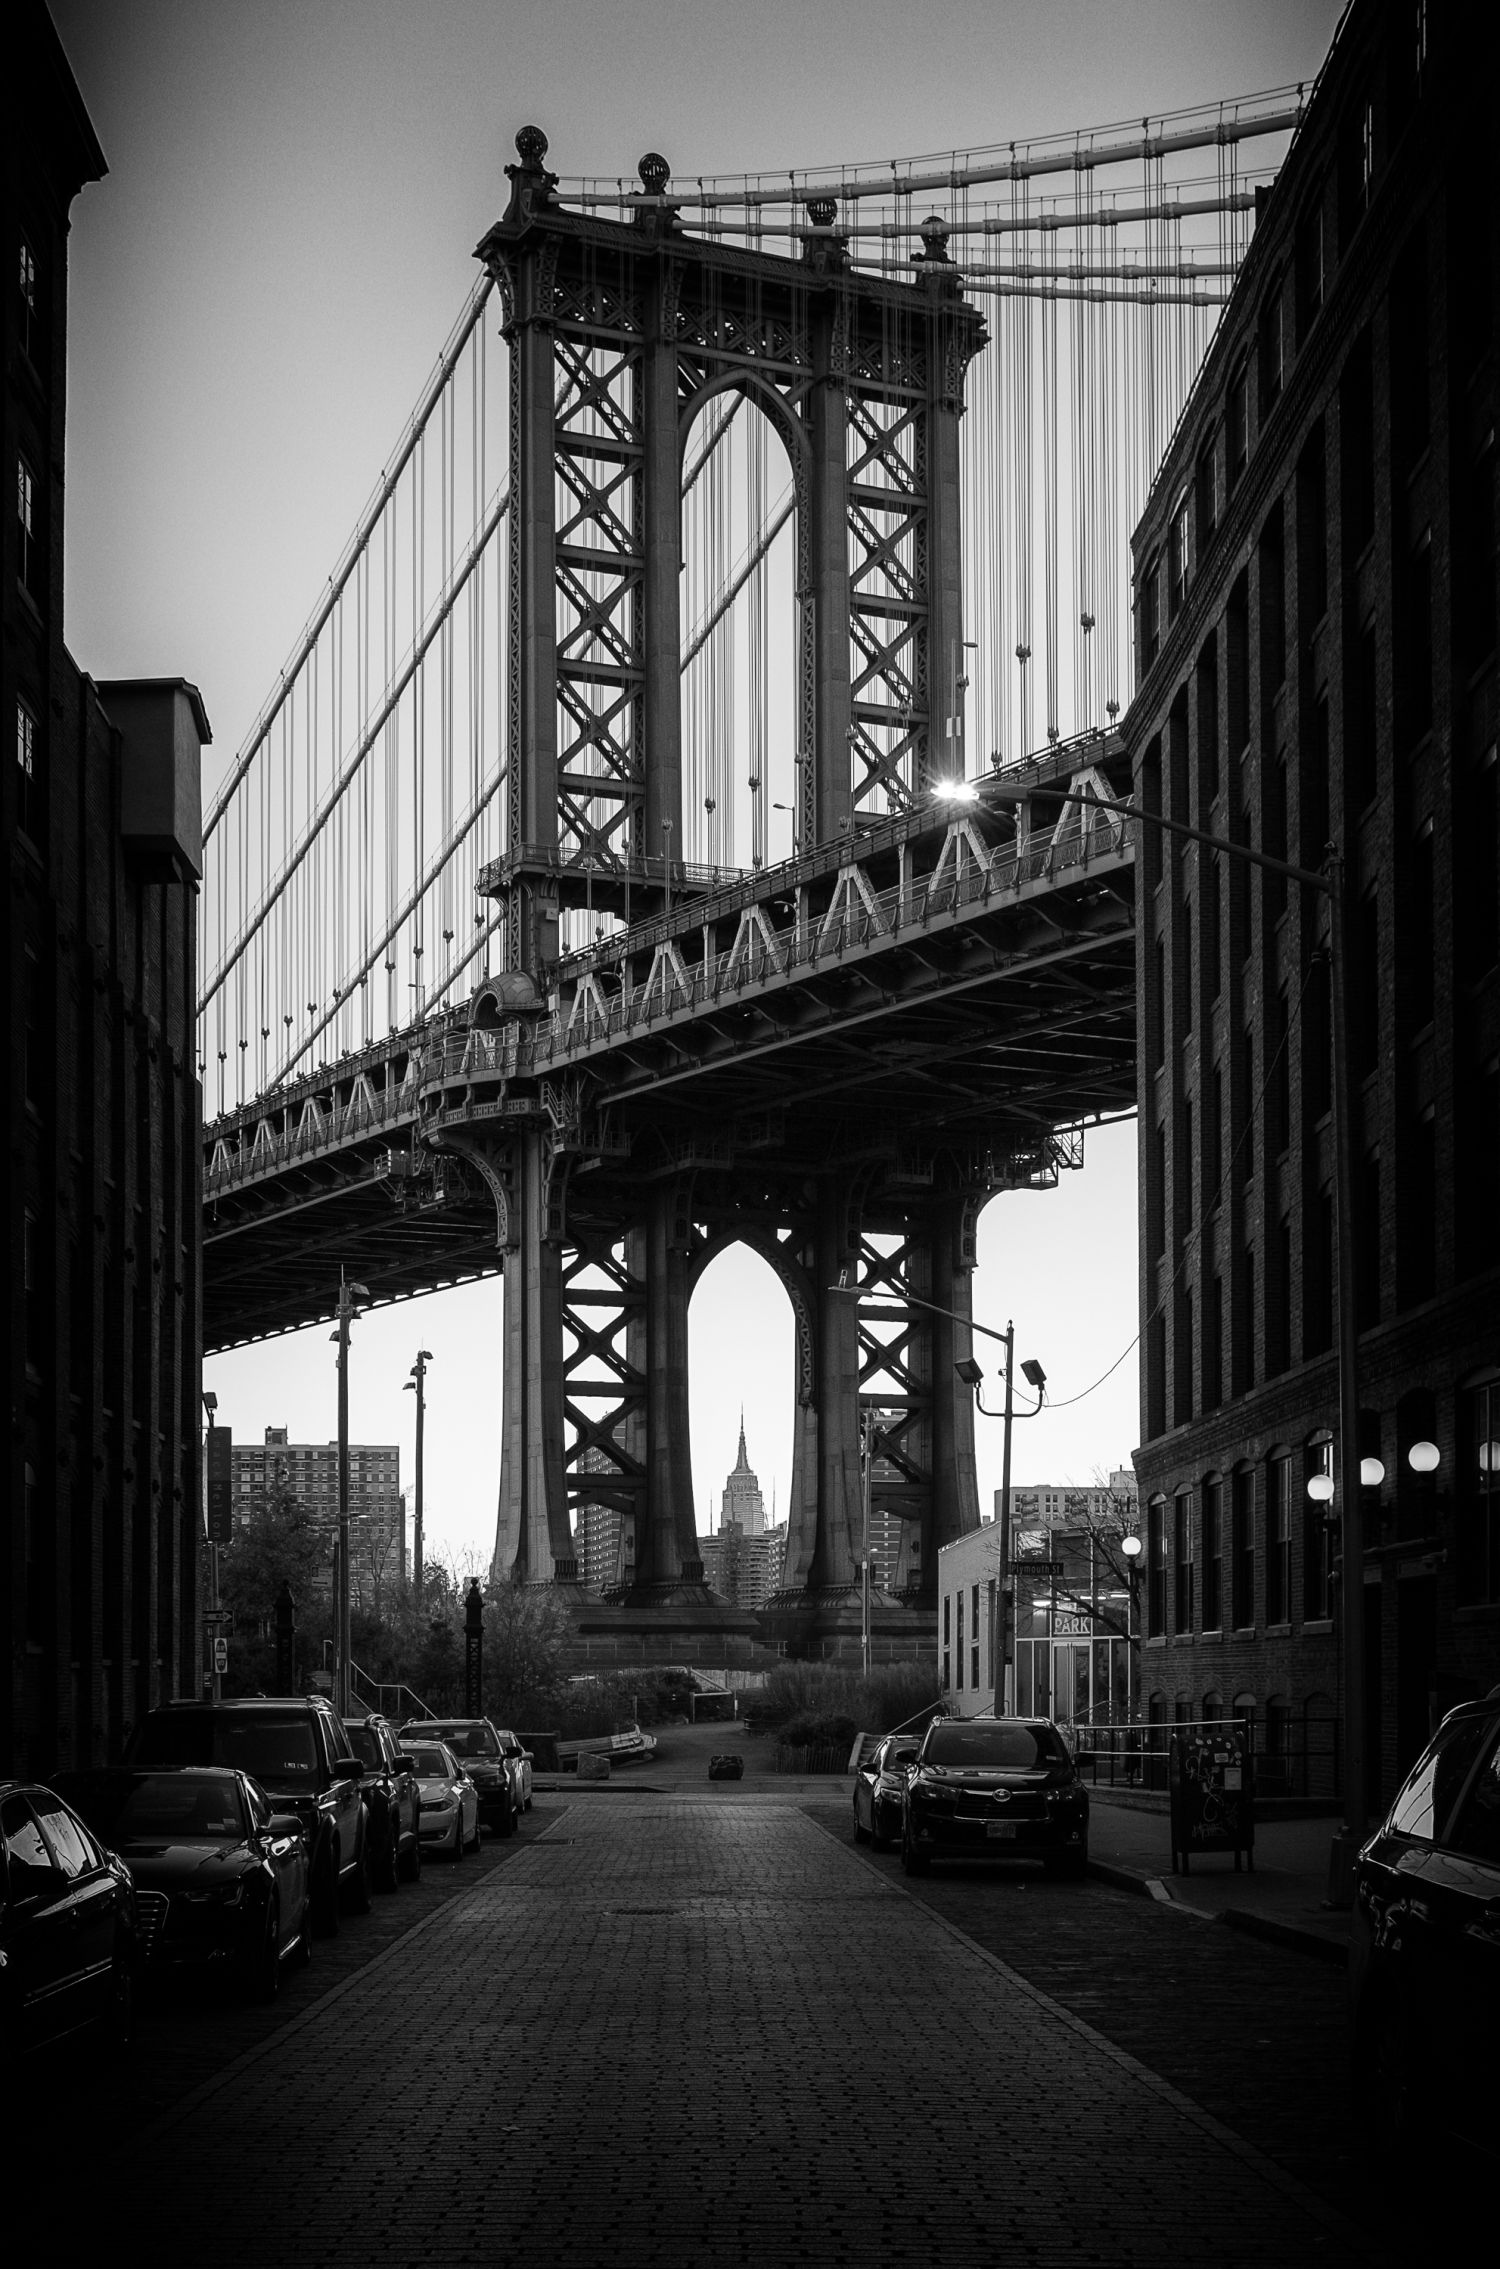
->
[533,813,1128,1065]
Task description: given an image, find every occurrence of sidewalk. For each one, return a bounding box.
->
[1088,1792,1353,1960]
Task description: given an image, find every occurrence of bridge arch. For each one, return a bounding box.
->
[679,388,804,874]
[687,1230,814,1595]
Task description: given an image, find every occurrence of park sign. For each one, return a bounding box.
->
[206,1426,233,1543]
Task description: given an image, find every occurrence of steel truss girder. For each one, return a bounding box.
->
[476,133,986,972]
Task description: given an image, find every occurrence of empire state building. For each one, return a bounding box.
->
[719,1416,766,1537]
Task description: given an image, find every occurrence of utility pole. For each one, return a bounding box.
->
[859,1408,874,1677]
[332,1271,370,1721]
[404,1349,433,1605]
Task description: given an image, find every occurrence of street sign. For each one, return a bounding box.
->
[206,1426,234,1543]
[203,1608,232,1627]
[1022,1559,1066,1578]
[212,1637,228,1674]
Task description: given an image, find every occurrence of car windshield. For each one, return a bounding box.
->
[882,1743,917,1768]
[431,1726,498,1759]
[85,1773,248,1842]
[923,1722,1069,1769]
[405,1748,453,1778]
[133,1712,322,1785]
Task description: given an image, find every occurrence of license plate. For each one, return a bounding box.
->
[985,1821,1018,1839]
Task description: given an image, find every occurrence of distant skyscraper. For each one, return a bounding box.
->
[720,1416,765,1536]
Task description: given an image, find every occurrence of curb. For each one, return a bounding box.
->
[1218,1906,1350,1966]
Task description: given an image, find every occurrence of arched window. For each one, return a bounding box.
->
[1233,1690,1258,1745]
[1202,1688,1224,1726]
[1264,1694,1292,1794]
[1458,1367,1500,1604]
[1266,1450,1293,1624]
[1304,1430,1335,1620]
[1146,1496,1167,1636]
[1201,1473,1224,1630]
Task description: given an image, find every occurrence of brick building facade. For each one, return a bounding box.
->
[4,4,211,1773]
[1128,0,1499,1805]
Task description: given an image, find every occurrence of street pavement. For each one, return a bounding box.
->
[29,1789,1391,2267]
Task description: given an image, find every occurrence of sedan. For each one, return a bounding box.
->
[57,1767,311,2003]
[901,1717,1089,1877]
[1,1779,140,2047]
[399,1741,480,1859]
[853,1735,920,1850]
[1351,1694,1500,2174]
[494,1729,534,1814]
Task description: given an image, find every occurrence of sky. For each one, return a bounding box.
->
[52,0,1345,1567]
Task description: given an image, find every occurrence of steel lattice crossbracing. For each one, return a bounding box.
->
[197,92,1307,1644]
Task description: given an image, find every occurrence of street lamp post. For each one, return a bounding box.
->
[403,1349,433,1603]
[331,1271,371,1721]
[859,1407,875,1676]
[994,778,1368,1894]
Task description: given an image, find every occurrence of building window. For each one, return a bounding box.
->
[942,1594,951,1690]
[1202,1477,1223,1630]
[955,1588,964,1690]
[1258,282,1284,418]
[1173,1494,1195,1634]
[1304,1437,1334,1620]
[1231,1468,1255,1629]
[1226,363,1248,492]
[1195,434,1217,555]
[1140,557,1161,672]
[1459,1375,1500,1606]
[1266,1457,1293,1624]
[1147,1498,1166,1636]
[17,453,40,602]
[1296,195,1325,339]
[16,696,38,841]
[1168,491,1190,618]
[18,233,38,362]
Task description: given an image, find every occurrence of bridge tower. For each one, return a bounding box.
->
[472,129,989,1645]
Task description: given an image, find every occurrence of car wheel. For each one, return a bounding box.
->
[901,1826,930,1876]
[872,1807,893,1853]
[106,1944,139,2050]
[450,1812,465,1860]
[312,1852,340,1938]
[1356,1988,1423,2154]
[344,1837,372,1916]
[375,1813,400,1894]
[398,1824,422,1883]
[249,1899,281,2004]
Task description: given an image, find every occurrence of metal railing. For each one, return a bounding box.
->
[1068,1711,1340,1801]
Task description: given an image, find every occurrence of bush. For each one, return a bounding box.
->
[748,1661,943,1739]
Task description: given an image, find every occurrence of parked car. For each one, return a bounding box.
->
[494,1728,533,1813]
[402,1719,515,1836]
[853,1735,920,1850]
[56,1766,310,2002]
[1350,1693,1500,2172]
[901,1716,1089,1876]
[127,1696,370,1936]
[398,1739,479,1858]
[1,1779,140,2047]
[343,1714,422,1890]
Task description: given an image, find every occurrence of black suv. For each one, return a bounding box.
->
[127,1697,369,1936]
[1351,1692,1500,2174]
[344,1713,421,1890]
[901,1715,1089,1876]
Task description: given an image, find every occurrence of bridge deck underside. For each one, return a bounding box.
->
[203,854,1135,1348]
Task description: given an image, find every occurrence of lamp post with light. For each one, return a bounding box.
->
[954,1330,1046,1716]
[403,1349,434,1603]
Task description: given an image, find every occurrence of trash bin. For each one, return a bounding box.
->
[1168,1728,1255,1874]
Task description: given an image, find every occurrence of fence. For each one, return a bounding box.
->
[1070,1712,1340,1802]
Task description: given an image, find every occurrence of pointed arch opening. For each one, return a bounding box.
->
[687,1237,800,1601]
[680,388,802,874]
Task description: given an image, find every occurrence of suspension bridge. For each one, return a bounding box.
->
[199,89,1305,1653]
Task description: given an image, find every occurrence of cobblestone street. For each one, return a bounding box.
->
[21,1794,1389,2267]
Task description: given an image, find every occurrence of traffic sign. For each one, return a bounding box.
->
[1022,1559,1066,1578]
[212,1637,228,1674]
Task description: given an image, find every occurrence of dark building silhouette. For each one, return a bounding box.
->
[1129,0,1499,1803]
[4,3,210,1771]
